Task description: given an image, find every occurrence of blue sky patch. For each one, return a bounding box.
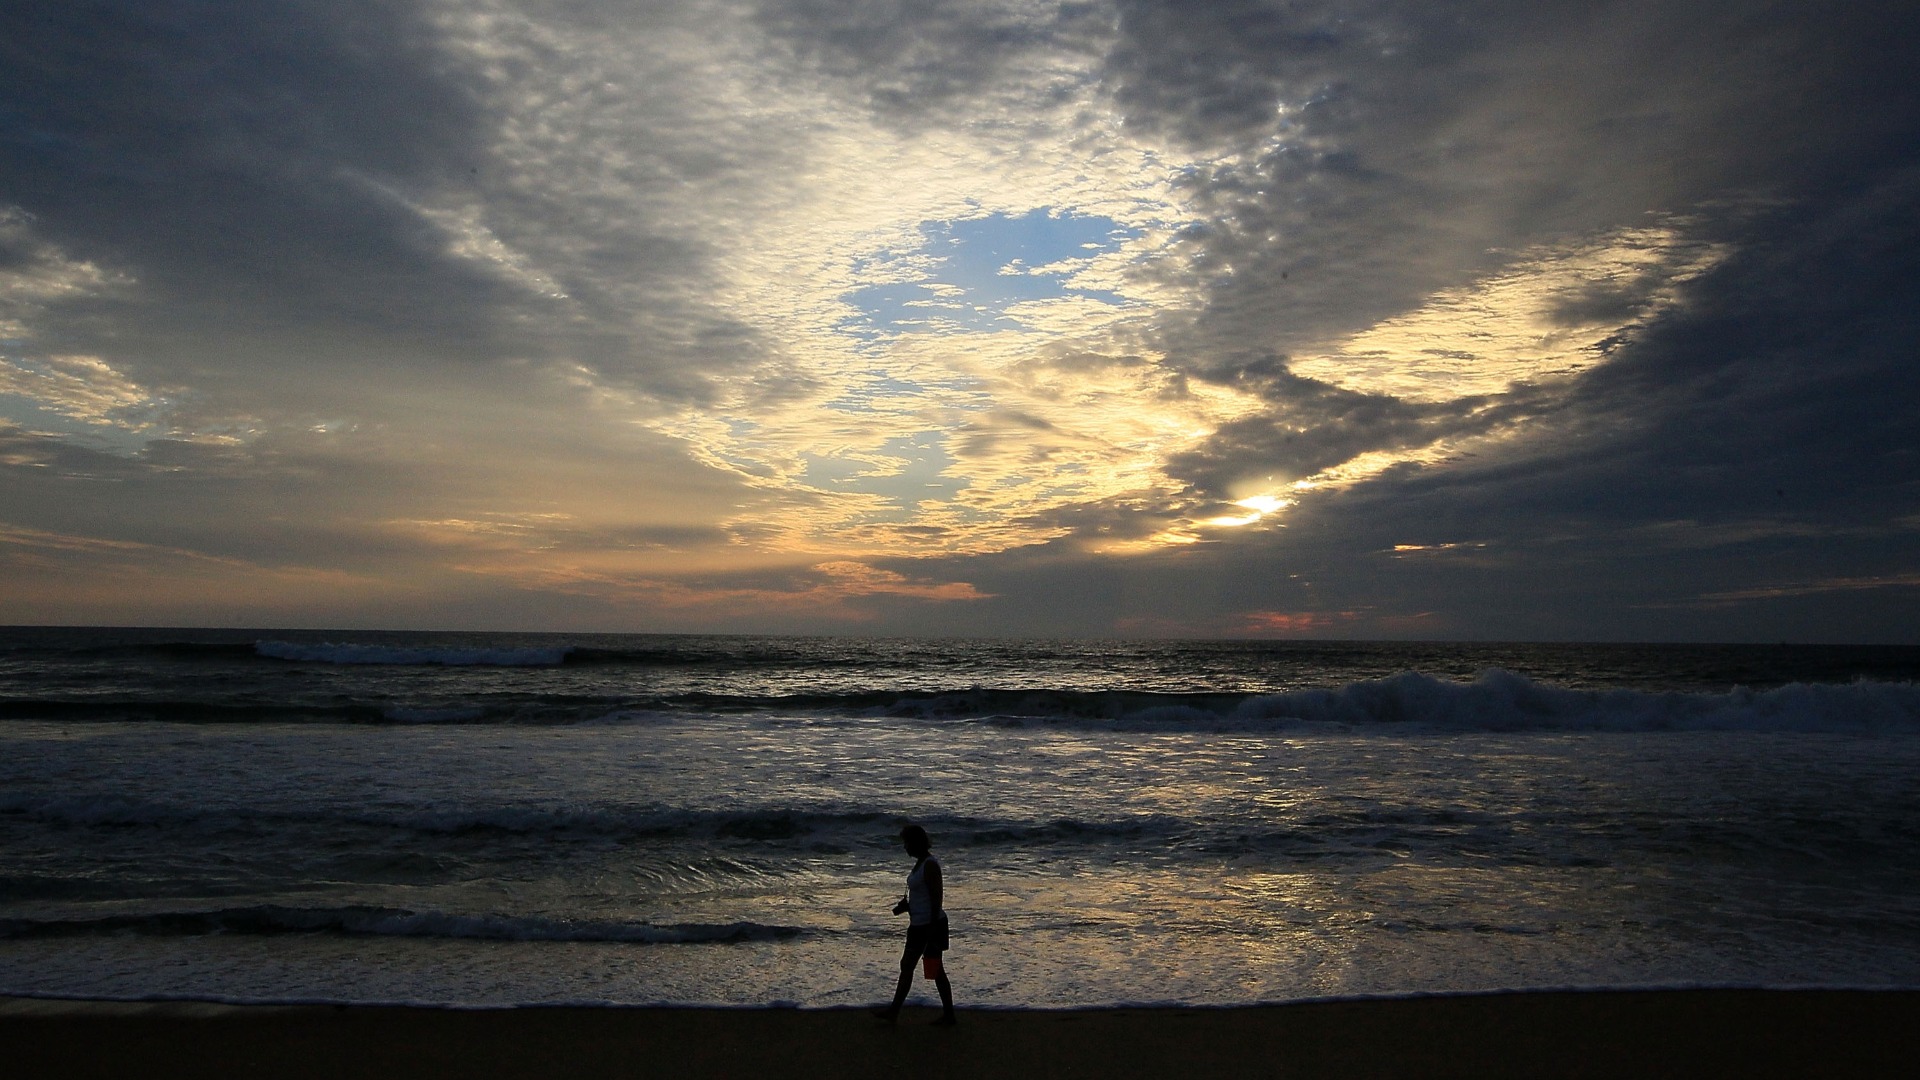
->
[801,430,967,520]
[841,209,1137,340]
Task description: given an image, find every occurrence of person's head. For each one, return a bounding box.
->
[900,824,931,857]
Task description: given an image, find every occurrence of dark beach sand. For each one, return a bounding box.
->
[6,989,1916,1079]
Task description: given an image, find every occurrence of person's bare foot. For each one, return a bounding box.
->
[871,1008,898,1023]
[930,1013,957,1026]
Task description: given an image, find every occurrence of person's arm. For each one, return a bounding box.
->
[925,860,943,915]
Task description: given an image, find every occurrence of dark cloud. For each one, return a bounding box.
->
[1105,0,1377,149]
[754,0,1107,121]
[1161,354,1547,496]
[1104,0,1920,359]
[0,422,144,477]
[0,1,505,363]
[0,0,773,405]
[1497,166,1920,530]
[1119,160,1920,641]
[931,0,1920,639]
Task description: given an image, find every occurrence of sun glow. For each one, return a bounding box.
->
[1202,493,1295,528]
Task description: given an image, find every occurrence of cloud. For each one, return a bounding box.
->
[1284,221,1727,403]
[0,355,168,428]
[754,0,1108,123]
[1105,0,1920,356]
[441,554,991,627]
[1160,161,1920,638]
[1693,574,1920,604]
[0,520,392,626]
[0,207,127,334]
[1,2,504,360]
[1240,609,1359,635]
[1,0,1916,638]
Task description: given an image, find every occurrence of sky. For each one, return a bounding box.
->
[2,0,1918,640]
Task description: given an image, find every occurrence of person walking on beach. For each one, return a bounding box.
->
[875,824,956,1025]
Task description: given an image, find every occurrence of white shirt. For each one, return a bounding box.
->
[906,855,941,926]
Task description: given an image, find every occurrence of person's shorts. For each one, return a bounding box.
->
[902,914,949,961]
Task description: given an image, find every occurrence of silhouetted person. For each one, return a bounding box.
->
[873,824,955,1025]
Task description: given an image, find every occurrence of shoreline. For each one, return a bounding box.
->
[8,988,1918,1078]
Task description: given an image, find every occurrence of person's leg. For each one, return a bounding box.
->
[888,955,915,1013]
[875,943,921,1021]
[928,916,955,1023]
[932,962,955,1024]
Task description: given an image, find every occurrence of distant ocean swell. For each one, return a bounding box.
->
[4,669,1917,732]
[0,906,805,945]
[254,641,574,666]
[17,639,796,668]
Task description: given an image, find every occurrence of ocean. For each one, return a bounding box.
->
[3,627,1918,1009]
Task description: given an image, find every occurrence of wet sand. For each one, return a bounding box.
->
[5,989,1916,1079]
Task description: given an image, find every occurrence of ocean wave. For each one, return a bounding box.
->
[255,641,574,666]
[0,793,887,844]
[3,794,1881,880]
[0,905,804,944]
[0,794,1187,850]
[665,672,1920,733]
[0,792,215,828]
[2,635,830,670]
[0,697,626,726]
[5,670,1916,732]
[0,791,1583,860]
[0,699,393,724]
[249,640,873,670]
[1214,670,1920,733]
